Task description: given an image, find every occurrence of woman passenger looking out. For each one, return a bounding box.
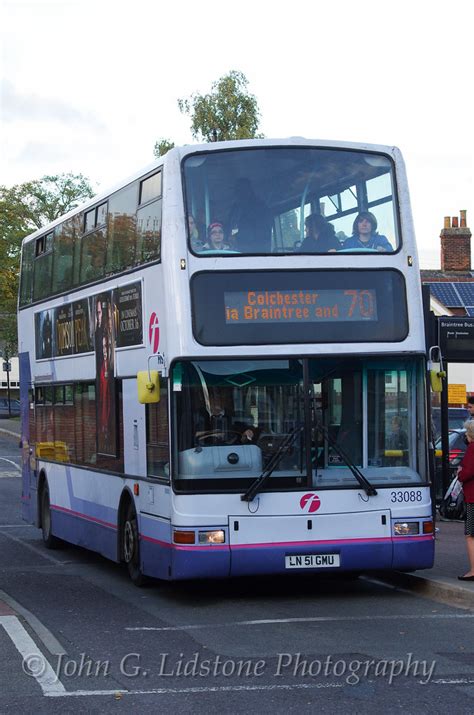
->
[204,222,231,251]
[299,213,340,253]
[343,211,392,252]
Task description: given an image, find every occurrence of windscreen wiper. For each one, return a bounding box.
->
[241,426,304,502]
[314,420,377,497]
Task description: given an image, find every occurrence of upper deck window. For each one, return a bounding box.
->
[35,231,54,257]
[139,172,162,205]
[84,202,108,233]
[183,148,400,256]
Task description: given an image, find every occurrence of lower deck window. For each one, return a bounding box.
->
[33,381,124,472]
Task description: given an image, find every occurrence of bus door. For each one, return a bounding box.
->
[19,352,36,523]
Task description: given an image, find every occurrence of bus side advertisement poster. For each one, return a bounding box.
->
[114,282,143,348]
[94,292,117,457]
[34,309,54,359]
[34,282,143,359]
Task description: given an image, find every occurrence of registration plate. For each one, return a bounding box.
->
[285,553,340,569]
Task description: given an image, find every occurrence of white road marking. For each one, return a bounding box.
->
[47,682,344,697]
[0,615,66,695]
[0,471,21,479]
[0,457,21,471]
[126,612,474,632]
[43,677,474,698]
[0,590,66,656]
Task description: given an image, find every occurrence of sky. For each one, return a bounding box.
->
[1,0,473,268]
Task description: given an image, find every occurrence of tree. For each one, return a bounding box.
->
[178,70,263,143]
[0,173,94,355]
[153,139,175,159]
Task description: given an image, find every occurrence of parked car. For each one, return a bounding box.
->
[431,407,467,441]
[434,428,467,501]
[0,398,21,417]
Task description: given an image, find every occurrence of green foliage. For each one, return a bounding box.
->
[0,173,94,355]
[178,70,263,143]
[153,139,175,158]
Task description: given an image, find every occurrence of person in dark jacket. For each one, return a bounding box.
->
[457,419,474,580]
[343,211,392,252]
[299,213,340,253]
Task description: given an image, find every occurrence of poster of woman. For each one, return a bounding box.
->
[95,292,117,456]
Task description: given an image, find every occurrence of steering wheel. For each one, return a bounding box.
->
[196,430,241,446]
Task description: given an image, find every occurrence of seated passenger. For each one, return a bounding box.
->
[387,416,408,451]
[203,222,232,251]
[343,211,392,252]
[227,178,272,253]
[188,214,205,251]
[299,214,340,253]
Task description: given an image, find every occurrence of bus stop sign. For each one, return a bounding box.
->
[439,317,474,362]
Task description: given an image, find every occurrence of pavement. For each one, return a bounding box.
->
[0,416,472,608]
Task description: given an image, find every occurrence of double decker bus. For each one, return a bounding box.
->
[18,138,434,584]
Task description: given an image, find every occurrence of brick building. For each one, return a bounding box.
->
[421,210,474,399]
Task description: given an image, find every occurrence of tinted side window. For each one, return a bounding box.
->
[80,228,106,284]
[136,199,161,263]
[106,183,138,273]
[52,218,75,294]
[20,240,35,306]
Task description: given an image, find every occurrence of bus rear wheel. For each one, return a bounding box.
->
[123,503,147,586]
[40,483,62,549]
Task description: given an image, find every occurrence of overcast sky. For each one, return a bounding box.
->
[1,0,473,268]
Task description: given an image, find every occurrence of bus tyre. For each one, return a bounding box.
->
[123,503,147,586]
[40,484,62,549]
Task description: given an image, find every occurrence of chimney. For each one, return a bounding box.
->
[440,210,471,272]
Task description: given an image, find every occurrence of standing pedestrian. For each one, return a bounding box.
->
[457,420,474,580]
[466,396,474,421]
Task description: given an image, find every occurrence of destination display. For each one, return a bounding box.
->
[192,269,407,346]
[439,317,474,362]
[224,289,377,324]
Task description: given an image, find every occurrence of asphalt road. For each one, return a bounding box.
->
[0,433,473,713]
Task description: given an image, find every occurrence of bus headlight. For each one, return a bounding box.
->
[393,522,420,536]
[198,530,225,544]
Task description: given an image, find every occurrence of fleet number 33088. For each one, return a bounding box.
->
[390,490,423,503]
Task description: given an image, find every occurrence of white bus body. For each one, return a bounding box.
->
[18,138,434,583]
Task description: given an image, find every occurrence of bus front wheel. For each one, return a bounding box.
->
[123,503,147,586]
[40,483,62,549]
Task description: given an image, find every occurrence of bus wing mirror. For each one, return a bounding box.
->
[428,346,445,393]
[137,370,160,404]
[429,369,445,393]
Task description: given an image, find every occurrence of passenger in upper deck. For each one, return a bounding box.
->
[188,214,205,251]
[343,211,393,252]
[227,178,272,253]
[299,213,340,253]
[203,222,232,251]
